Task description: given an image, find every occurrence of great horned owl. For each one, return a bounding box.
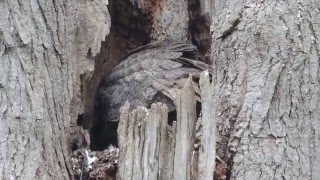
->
[91,41,212,150]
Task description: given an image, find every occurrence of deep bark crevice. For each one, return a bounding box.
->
[219,17,241,40]
[188,0,212,64]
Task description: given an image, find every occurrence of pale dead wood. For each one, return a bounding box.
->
[117,102,132,179]
[118,102,171,180]
[173,75,197,180]
[117,73,216,180]
[198,71,216,180]
[157,104,174,180]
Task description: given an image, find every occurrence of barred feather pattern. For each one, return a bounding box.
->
[92,41,212,148]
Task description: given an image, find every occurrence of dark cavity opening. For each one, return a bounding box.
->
[188,0,212,64]
[88,0,213,151]
[168,101,202,126]
[89,0,152,151]
[168,111,177,126]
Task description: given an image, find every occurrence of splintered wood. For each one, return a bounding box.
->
[117,72,215,180]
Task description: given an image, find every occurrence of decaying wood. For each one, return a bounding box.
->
[198,71,216,180]
[117,73,216,180]
[118,102,170,180]
[173,76,197,180]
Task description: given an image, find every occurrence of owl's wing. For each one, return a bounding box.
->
[102,41,212,85]
[163,42,213,73]
[98,41,211,120]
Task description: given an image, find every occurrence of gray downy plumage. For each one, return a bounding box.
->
[91,40,212,149]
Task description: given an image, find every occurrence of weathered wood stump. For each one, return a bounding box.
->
[117,72,216,180]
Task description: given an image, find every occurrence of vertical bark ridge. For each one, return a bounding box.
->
[211,0,320,179]
[0,0,110,179]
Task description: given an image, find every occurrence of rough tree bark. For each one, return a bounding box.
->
[211,0,320,179]
[0,0,110,179]
[130,0,190,42]
[1,0,319,179]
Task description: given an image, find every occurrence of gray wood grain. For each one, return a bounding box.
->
[117,74,216,180]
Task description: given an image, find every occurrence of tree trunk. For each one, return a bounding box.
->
[211,0,320,179]
[0,0,110,179]
[2,0,319,179]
